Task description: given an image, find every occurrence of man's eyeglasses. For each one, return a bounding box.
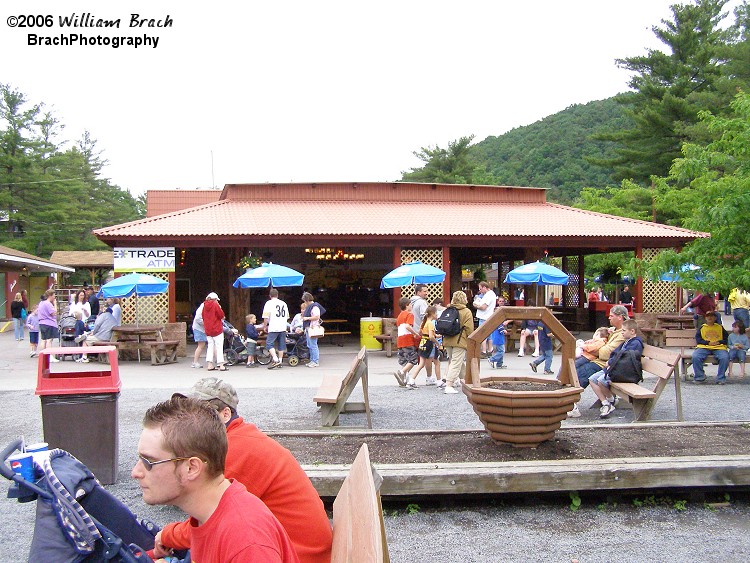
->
[138,454,197,471]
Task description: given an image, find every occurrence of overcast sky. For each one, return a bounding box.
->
[2,1,743,196]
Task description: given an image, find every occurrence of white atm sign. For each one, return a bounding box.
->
[114,247,175,272]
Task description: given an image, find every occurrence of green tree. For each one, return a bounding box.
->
[628,91,750,292]
[401,135,478,184]
[0,84,143,256]
[594,0,748,183]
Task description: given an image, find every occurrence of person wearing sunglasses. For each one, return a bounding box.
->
[132,395,299,562]
[151,378,332,563]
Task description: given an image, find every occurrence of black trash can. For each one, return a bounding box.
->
[35,346,121,484]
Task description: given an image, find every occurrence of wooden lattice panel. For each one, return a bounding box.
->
[641,248,676,313]
[400,248,444,305]
[563,256,581,307]
[121,272,169,325]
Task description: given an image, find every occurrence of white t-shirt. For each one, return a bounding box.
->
[263,298,289,333]
[475,290,497,321]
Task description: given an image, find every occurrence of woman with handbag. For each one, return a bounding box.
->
[302,292,325,368]
[406,306,441,389]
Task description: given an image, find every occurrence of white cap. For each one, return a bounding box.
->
[206,292,220,301]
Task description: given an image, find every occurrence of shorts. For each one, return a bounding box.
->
[40,325,59,341]
[266,331,287,352]
[729,349,746,363]
[588,369,611,387]
[193,327,207,342]
[398,346,419,366]
[29,332,39,345]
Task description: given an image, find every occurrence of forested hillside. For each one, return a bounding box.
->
[471,98,628,204]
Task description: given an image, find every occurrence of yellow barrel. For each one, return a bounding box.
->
[360,317,383,350]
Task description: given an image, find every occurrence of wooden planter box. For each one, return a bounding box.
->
[464,306,583,447]
[462,376,582,446]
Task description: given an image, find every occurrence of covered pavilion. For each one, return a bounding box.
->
[93,182,706,330]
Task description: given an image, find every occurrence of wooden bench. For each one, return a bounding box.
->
[608,344,683,422]
[314,347,371,428]
[90,341,121,363]
[147,340,180,365]
[323,331,352,347]
[373,318,397,357]
[331,443,389,563]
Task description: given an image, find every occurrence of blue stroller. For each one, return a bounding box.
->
[2,438,160,562]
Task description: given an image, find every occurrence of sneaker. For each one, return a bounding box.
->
[532,351,539,357]
[79,357,89,363]
[49,356,59,363]
[425,376,437,386]
[74,334,86,343]
[191,362,202,368]
[497,364,507,369]
[517,352,524,357]
[453,379,463,388]
[29,351,36,357]
[444,386,459,394]
[529,362,538,373]
[246,362,258,368]
[716,379,726,385]
[436,380,447,389]
[75,358,84,363]
[609,395,620,407]
[691,378,707,384]
[267,361,281,370]
[488,360,496,369]
[307,362,319,368]
[567,403,581,418]
[393,371,406,387]
[599,402,616,418]
[543,370,554,375]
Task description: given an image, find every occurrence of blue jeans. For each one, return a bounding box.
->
[575,356,602,388]
[692,347,730,381]
[733,307,750,330]
[532,349,553,372]
[306,329,320,363]
[489,348,505,366]
[14,318,24,340]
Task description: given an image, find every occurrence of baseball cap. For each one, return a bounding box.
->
[176,377,238,410]
[206,292,220,301]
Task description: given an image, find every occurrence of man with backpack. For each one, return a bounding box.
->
[436,291,474,394]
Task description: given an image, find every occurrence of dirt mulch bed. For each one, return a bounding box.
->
[273,424,750,465]
[485,381,564,391]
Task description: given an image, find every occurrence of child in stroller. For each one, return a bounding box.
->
[223,319,272,366]
[284,310,310,367]
[59,313,80,360]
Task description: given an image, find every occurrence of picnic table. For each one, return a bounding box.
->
[111,325,170,363]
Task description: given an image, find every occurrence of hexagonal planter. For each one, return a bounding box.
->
[462,307,583,447]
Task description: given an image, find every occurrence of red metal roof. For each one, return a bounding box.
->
[146,189,222,217]
[94,183,707,249]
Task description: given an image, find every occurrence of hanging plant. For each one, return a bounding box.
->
[237,252,262,272]
[473,268,487,282]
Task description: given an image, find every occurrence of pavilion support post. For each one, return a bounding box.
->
[635,246,643,314]
[577,255,585,308]
[442,246,451,305]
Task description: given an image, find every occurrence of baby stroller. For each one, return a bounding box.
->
[222,320,271,366]
[284,331,310,367]
[2,438,165,563]
[59,314,79,360]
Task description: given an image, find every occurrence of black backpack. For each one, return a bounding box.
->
[436,306,462,337]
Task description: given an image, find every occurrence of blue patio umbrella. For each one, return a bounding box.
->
[380,261,446,289]
[233,263,304,288]
[98,272,169,329]
[660,264,703,282]
[504,262,569,286]
[98,272,169,298]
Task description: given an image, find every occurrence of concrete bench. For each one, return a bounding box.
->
[147,340,180,365]
[331,443,389,562]
[314,347,371,428]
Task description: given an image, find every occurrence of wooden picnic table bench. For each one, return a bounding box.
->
[604,344,683,422]
[331,443,389,562]
[314,347,371,428]
[147,340,180,365]
[373,317,397,357]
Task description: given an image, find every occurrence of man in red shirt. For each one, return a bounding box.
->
[153,378,332,563]
[133,396,299,562]
[680,292,717,330]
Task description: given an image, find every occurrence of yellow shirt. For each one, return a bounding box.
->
[697,323,728,350]
[729,288,750,309]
